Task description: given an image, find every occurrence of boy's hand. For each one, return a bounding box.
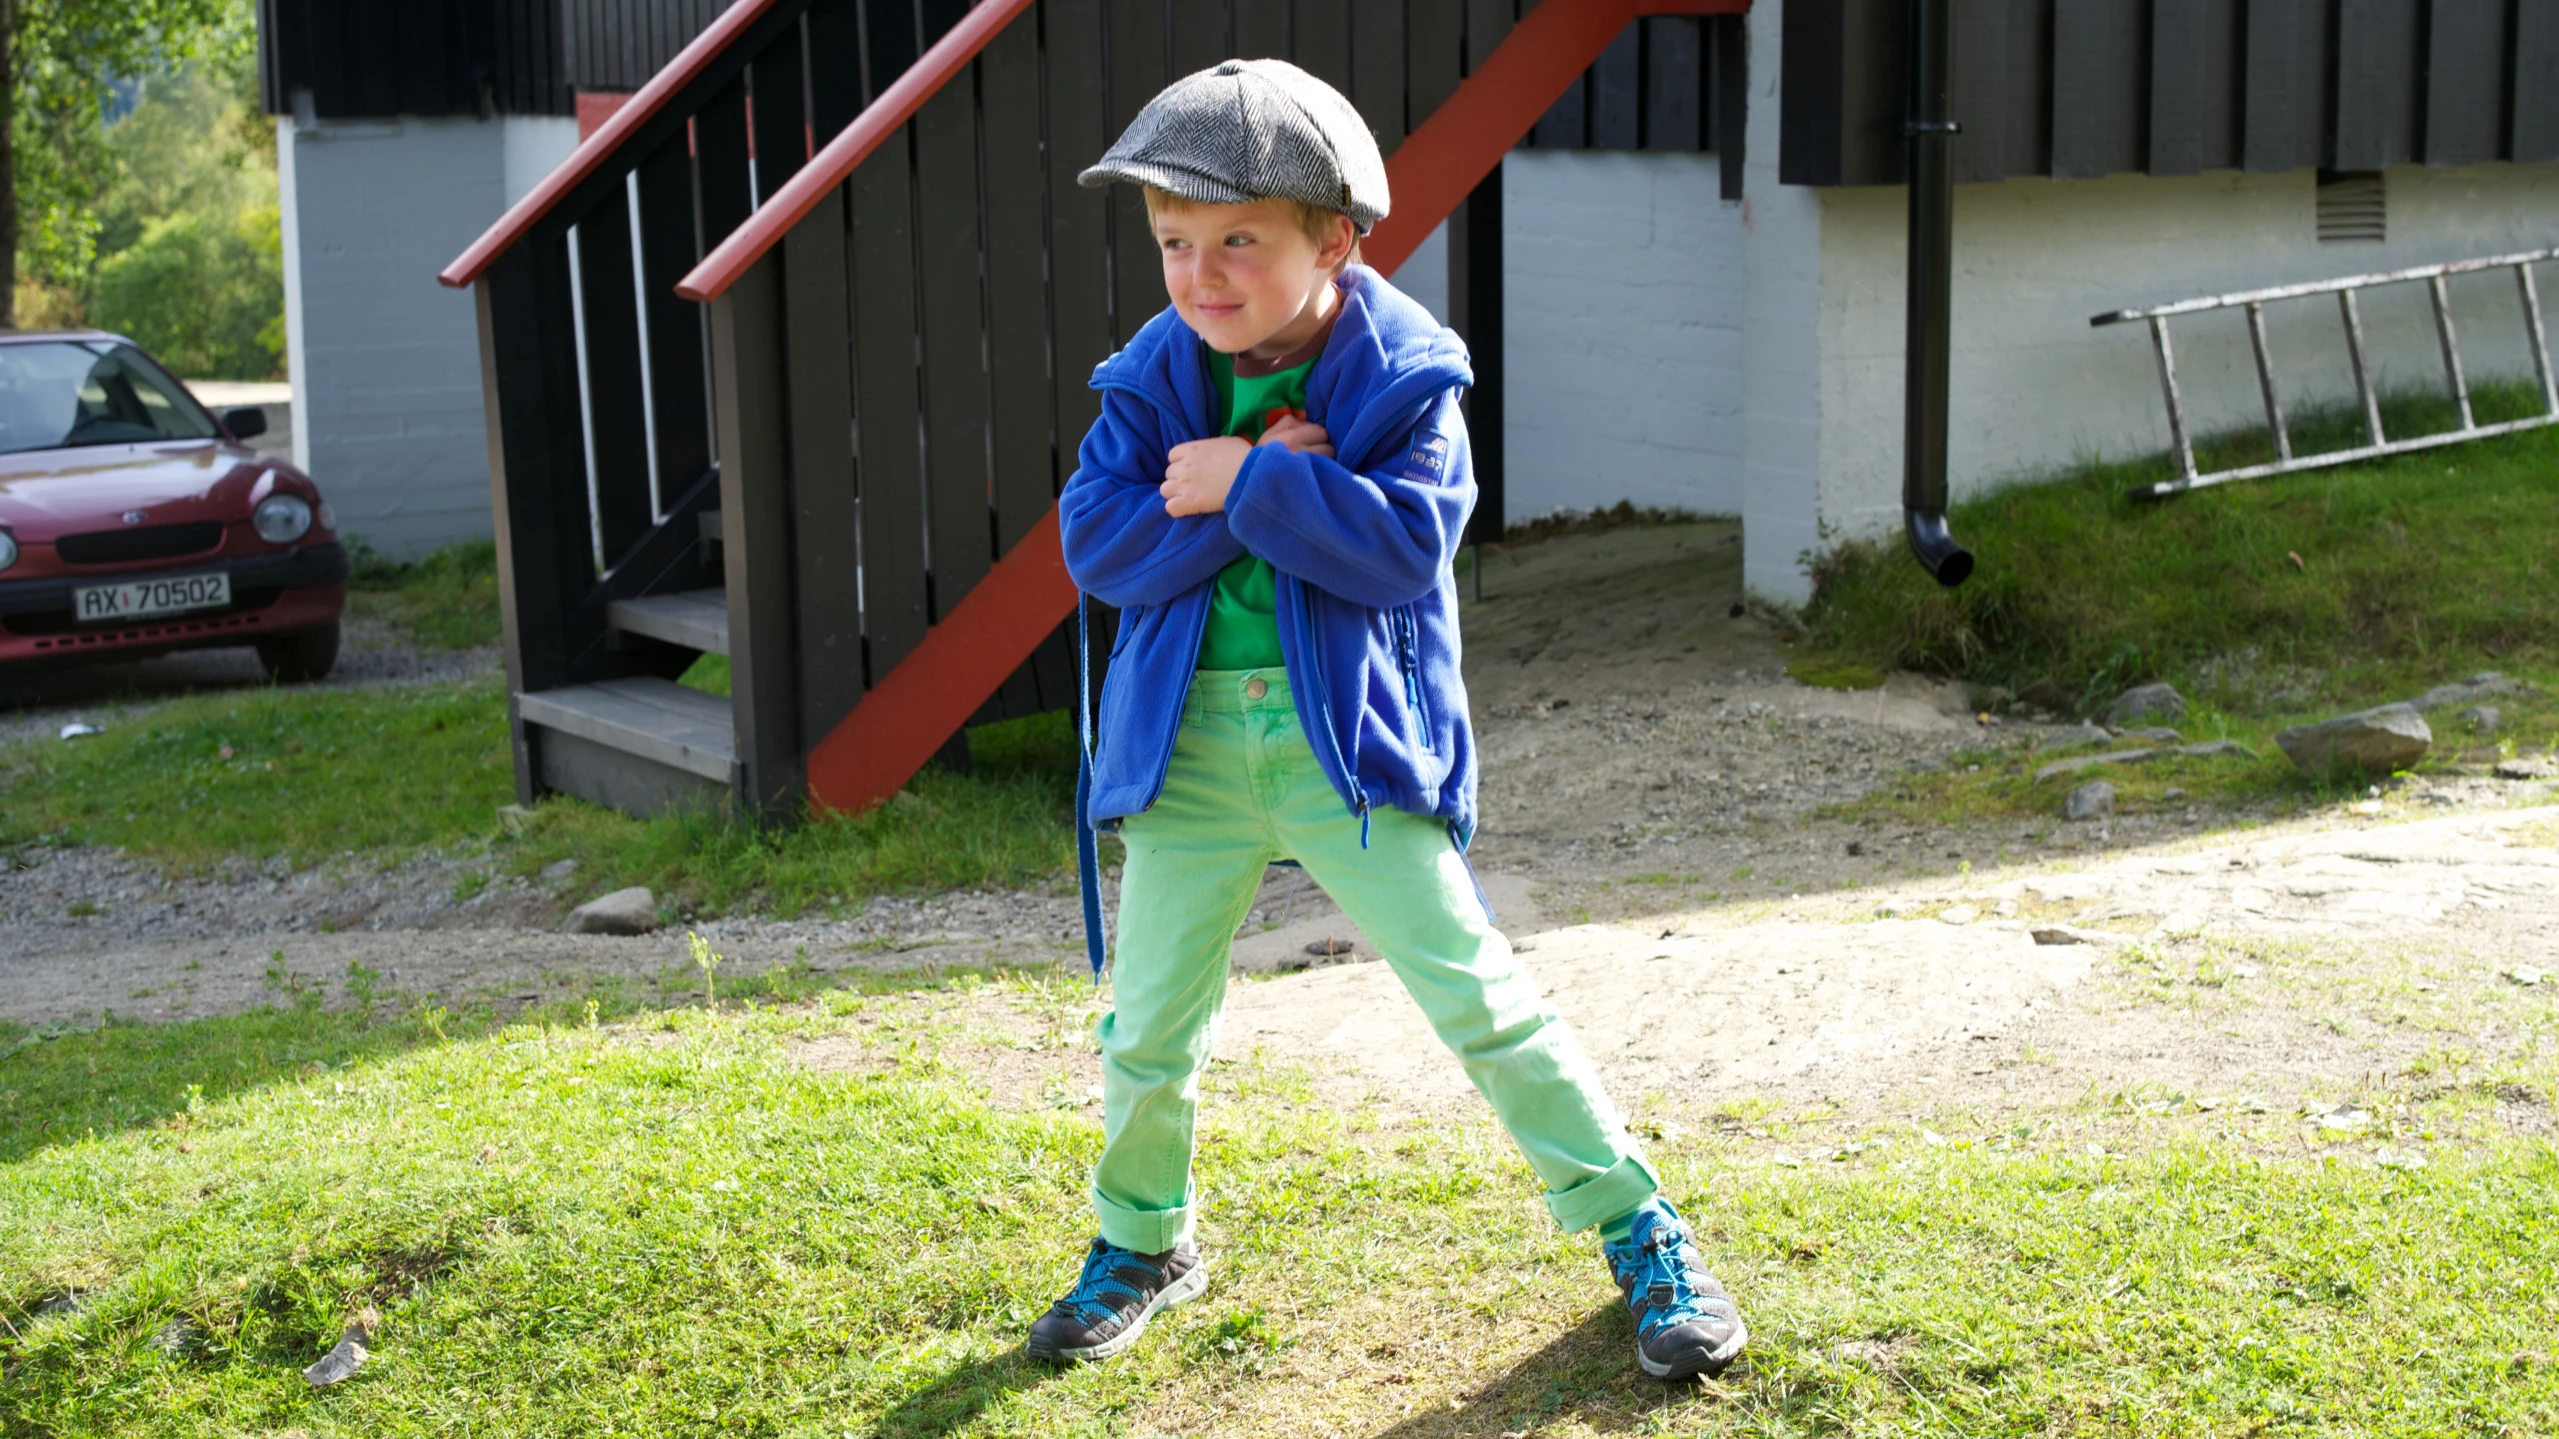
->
[1258,414,1335,459]
[1162,436,1251,516]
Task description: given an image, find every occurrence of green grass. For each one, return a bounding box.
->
[0,683,514,864]
[4,978,2555,1436]
[0,681,1082,914]
[345,538,503,650]
[1796,382,2559,718]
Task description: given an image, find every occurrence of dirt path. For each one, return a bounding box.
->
[8,520,2556,1144]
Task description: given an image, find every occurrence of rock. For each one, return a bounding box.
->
[2035,749,2163,784]
[2275,704,2431,775]
[2458,706,2501,732]
[2176,740,2255,761]
[1938,904,1980,925]
[303,1324,370,1387]
[1302,936,1359,960]
[2031,925,2132,946]
[538,858,578,883]
[2495,757,2557,780]
[59,722,103,740]
[566,886,659,935]
[2411,672,2519,712]
[2105,683,2188,726]
[495,803,536,834]
[2064,781,2116,822]
[2035,722,2111,752]
[2113,726,2183,744]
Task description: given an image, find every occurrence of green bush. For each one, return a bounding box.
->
[87,201,282,378]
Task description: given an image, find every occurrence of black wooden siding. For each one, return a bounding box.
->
[1521,16,1734,155]
[259,0,573,117]
[1782,0,2559,186]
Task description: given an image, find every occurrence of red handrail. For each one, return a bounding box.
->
[677,0,1037,303]
[439,0,786,289]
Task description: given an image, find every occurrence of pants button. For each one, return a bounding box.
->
[1243,676,1269,700]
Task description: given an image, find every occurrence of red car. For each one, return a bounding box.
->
[0,330,346,682]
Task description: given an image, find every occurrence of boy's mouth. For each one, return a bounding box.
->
[1193,300,1246,322]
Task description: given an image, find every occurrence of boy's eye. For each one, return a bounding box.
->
[1224,234,1254,247]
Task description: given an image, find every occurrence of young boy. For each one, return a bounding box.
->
[1043,58,1748,1382]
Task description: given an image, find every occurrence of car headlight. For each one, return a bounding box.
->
[0,530,15,574]
[253,493,313,543]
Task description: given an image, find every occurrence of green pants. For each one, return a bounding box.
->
[1092,667,1657,1253]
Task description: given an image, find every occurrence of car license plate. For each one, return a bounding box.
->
[75,572,231,622]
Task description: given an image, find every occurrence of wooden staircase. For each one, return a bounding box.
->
[446,0,1744,822]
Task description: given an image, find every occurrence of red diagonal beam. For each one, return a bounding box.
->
[807,0,1700,814]
[807,509,1076,813]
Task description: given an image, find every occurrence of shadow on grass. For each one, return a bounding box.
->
[0,958,985,1168]
[1362,1307,1743,1438]
[871,1344,1067,1437]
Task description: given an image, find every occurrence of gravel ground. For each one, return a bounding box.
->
[6,521,2551,1049]
[0,613,500,748]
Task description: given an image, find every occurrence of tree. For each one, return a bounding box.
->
[4,0,240,328]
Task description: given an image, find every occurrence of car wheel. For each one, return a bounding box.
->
[257,620,341,684]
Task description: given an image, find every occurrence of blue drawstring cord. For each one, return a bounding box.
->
[1075,594,1107,982]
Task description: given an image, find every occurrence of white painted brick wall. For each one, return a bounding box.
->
[1810,161,2559,559]
[279,113,576,559]
[1499,149,1746,525]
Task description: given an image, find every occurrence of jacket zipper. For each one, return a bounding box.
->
[1392,604,1434,754]
[1290,576,1372,838]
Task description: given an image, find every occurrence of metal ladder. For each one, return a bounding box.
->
[2091,247,2559,499]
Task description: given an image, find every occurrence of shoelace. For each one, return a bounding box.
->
[1607,1225,1706,1339]
[1056,1240,1154,1323]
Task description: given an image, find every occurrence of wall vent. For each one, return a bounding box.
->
[2317,171,2387,243]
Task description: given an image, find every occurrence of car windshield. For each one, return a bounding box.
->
[0,341,219,456]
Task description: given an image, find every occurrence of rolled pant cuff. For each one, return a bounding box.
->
[1544,1153,1661,1234]
[1094,1188,1194,1255]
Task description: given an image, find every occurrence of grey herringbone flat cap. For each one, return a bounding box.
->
[1079,58,1389,231]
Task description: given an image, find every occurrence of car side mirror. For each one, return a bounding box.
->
[221,406,269,440]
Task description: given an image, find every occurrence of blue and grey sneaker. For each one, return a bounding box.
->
[1025,1237,1209,1362]
[1602,1201,1748,1380]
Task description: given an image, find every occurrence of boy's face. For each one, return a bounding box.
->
[1150,196,1357,358]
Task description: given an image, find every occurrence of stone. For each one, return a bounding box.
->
[2031,925,2131,946]
[2034,750,2163,785]
[2064,781,2116,822]
[2113,726,2183,744]
[495,803,536,834]
[2411,671,2519,712]
[567,886,659,935]
[2459,706,2501,732]
[2105,682,2188,726]
[2176,740,2255,761]
[303,1325,370,1387]
[2495,757,2557,781]
[1938,904,1980,926]
[538,858,578,883]
[2275,704,2431,775]
[2036,722,2111,752]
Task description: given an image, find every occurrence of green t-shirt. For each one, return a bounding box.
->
[1196,342,1320,671]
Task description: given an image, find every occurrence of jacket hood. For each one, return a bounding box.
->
[1093,265,1473,463]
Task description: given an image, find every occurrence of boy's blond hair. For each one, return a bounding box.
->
[1142,187,1362,270]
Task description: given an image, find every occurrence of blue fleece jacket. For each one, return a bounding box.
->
[1060,264,1480,838]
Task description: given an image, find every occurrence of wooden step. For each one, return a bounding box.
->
[518,678,736,816]
[605,587,730,655]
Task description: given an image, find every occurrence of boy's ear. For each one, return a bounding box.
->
[1318,214,1359,271]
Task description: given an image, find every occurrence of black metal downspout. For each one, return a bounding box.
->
[1903,0,1974,587]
